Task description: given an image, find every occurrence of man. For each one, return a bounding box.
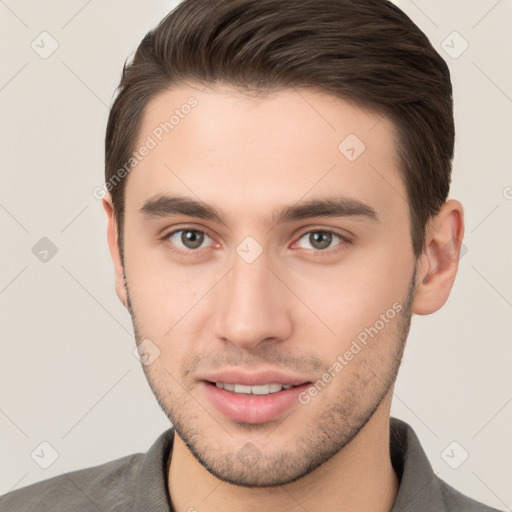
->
[0,0,502,510]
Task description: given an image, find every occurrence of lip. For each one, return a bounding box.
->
[199,369,312,424]
[200,369,310,387]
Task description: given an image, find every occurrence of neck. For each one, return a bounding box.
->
[168,394,398,512]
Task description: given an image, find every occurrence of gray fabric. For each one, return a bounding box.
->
[0,418,502,511]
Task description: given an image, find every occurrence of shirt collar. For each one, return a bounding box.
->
[389,417,446,511]
[132,427,175,511]
[132,417,446,512]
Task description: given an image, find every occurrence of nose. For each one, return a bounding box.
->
[212,247,293,350]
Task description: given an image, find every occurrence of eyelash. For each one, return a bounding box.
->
[161,227,351,258]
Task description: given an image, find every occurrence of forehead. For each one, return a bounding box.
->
[124,84,407,225]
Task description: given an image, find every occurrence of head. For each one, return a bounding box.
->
[103,0,464,487]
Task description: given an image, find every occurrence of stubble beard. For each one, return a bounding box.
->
[126,269,416,487]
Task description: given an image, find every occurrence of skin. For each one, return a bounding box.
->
[103,84,464,512]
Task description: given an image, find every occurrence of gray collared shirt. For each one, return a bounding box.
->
[0,418,502,511]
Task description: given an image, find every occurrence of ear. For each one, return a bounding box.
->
[102,194,128,309]
[412,199,465,315]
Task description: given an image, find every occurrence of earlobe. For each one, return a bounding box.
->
[412,199,465,315]
[102,194,129,309]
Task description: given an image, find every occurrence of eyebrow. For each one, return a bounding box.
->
[140,194,380,226]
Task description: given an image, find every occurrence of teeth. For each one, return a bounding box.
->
[234,384,252,394]
[252,384,270,395]
[215,382,292,395]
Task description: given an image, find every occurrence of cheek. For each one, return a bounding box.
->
[129,278,208,338]
[125,255,221,374]
[290,254,410,337]
[299,277,409,392]
[123,233,211,324]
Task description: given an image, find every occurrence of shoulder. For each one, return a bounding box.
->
[437,478,504,512]
[389,418,504,512]
[0,452,144,512]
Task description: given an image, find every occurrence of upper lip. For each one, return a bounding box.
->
[200,369,312,387]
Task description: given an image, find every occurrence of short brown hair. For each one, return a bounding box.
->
[105,0,454,259]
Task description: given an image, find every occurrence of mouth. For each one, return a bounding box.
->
[209,382,295,395]
[201,378,312,424]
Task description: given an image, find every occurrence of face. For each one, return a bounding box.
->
[112,84,419,486]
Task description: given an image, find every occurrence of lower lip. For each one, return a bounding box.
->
[202,382,310,424]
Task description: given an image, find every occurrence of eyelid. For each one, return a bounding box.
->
[163,224,215,242]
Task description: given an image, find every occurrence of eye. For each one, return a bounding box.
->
[166,228,214,252]
[295,230,347,251]
[162,227,349,256]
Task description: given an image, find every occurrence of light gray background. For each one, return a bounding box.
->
[1,0,511,509]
